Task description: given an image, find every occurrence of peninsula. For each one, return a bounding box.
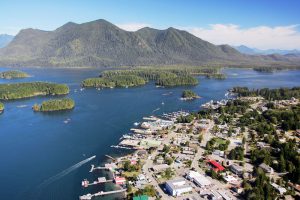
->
[0,82,69,100]
[33,98,75,112]
[0,70,29,79]
[95,86,300,200]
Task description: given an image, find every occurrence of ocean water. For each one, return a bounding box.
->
[0,67,299,200]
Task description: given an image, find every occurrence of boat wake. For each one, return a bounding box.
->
[152,108,160,113]
[38,155,96,188]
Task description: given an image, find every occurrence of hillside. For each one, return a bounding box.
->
[0,19,299,68]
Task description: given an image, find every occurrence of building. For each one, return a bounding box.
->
[152,164,169,172]
[230,164,244,176]
[271,183,287,195]
[165,178,193,196]
[223,175,239,185]
[208,160,225,172]
[186,170,211,187]
[114,176,126,185]
[213,150,225,157]
[259,163,274,174]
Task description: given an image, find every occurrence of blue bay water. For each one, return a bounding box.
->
[0,67,299,200]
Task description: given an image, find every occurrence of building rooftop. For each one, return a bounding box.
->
[209,160,225,171]
[166,178,191,191]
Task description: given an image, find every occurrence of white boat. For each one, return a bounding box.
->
[133,122,139,126]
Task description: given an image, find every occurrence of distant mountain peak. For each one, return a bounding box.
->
[0,34,14,48]
[233,44,300,55]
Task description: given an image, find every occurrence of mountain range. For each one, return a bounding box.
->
[0,19,299,68]
[233,45,300,56]
[0,34,14,48]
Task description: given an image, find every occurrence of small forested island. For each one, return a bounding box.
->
[82,66,225,88]
[0,102,4,113]
[33,98,75,112]
[0,70,29,79]
[181,90,200,100]
[0,82,69,100]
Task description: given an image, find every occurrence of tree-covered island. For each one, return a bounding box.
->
[82,66,226,88]
[181,90,200,100]
[0,82,69,100]
[0,70,30,79]
[33,98,75,112]
[82,75,146,88]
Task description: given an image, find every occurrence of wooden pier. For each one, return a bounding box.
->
[89,164,110,172]
[79,188,126,200]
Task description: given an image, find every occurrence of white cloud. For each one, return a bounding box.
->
[182,24,300,50]
[116,23,150,32]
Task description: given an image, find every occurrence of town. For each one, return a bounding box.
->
[80,87,300,200]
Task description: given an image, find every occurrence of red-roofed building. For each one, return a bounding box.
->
[114,176,126,185]
[208,160,225,172]
[130,159,137,165]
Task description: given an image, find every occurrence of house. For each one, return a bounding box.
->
[230,164,244,176]
[223,175,239,185]
[165,178,193,196]
[152,164,169,172]
[213,150,225,157]
[137,174,146,181]
[186,170,211,187]
[271,183,287,195]
[259,163,274,174]
[114,176,126,185]
[208,160,225,172]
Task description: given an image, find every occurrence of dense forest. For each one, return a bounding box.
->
[232,87,300,100]
[82,75,146,88]
[0,70,29,79]
[0,82,69,100]
[33,98,75,112]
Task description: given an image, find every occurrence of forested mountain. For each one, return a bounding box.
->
[0,19,299,67]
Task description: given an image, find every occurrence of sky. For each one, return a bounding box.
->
[1,0,300,50]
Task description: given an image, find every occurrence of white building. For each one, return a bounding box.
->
[165,178,192,196]
[186,170,211,187]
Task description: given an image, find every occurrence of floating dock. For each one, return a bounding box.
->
[79,188,126,200]
[89,164,110,172]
